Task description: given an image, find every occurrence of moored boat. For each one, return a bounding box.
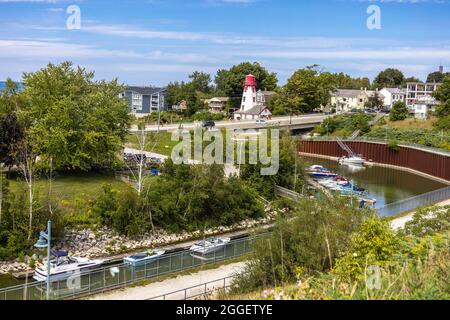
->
[123,249,165,267]
[33,250,103,282]
[190,237,231,255]
[338,156,365,166]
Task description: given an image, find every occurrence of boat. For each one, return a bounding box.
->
[123,249,165,267]
[307,165,338,179]
[190,237,231,255]
[338,156,365,166]
[33,250,103,282]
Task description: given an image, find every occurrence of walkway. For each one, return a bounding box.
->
[86,262,245,300]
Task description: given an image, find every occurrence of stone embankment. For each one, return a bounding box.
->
[0,207,281,275]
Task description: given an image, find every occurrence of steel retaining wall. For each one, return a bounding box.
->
[299,140,450,182]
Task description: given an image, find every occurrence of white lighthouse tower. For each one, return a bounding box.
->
[240,74,257,112]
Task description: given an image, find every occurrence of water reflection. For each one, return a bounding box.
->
[302,156,447,208]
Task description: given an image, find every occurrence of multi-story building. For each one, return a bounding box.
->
[203,97,229,113]
[405,82,442,109]
[330,88,384,112]
[120,86,167,117]
[379,88,406,109]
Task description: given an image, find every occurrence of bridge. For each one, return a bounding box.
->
[129,114,328,133]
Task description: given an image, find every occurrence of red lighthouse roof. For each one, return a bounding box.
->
[244,74,257,87]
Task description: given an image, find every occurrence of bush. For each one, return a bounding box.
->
[401,205,450,237]
[333,217,399,280]
[389,101,409,121]
[232,196,374,293]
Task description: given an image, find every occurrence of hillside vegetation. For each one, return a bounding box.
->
[224,202,450,300]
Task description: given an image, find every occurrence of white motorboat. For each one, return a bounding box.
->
[338,156,365,166]
[123,249,165,267]
[190,237,231,255]
[33,250,104,282]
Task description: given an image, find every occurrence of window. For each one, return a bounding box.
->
[132,93,142,111]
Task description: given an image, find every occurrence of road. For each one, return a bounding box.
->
[129,114,328,133]
[87,262,245,300]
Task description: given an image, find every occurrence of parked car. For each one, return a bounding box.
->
[202,120,216,128]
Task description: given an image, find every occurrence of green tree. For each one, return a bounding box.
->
[426,71,450,83]
[189,71,212,93]
[364,92,384,110]
[389,101,409,121]
[433,76,450,130]
[20,62,130,171]
[272,65,333,115]
[373,68,405,89]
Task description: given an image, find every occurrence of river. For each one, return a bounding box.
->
[302,155,447,208]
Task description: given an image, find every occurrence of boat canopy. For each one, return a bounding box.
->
[52,250,68,258]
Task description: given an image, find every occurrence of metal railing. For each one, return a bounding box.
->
[275,185,301,200]
[0,234,267,300]
[147,275,236,300]
[376,186,450,217]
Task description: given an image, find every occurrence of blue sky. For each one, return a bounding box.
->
[1,0,450,86]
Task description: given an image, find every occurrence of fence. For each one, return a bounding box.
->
[376,186,450,217]
[0,235,267,301]
[147,276,235,300]
[275,185,301,200]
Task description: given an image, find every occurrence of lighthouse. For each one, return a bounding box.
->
[241,74,257,112]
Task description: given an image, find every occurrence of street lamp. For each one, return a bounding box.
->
[34,220,51,300]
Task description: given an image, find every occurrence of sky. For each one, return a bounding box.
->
[0,0,450,86]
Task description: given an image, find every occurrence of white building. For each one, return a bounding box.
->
[233,74,272,120]
[412,95,439,119]
[379,88,406,109]
[406,82,442,109]
[330,88,384,112]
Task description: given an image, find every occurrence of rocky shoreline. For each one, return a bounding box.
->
[0,207,281,275]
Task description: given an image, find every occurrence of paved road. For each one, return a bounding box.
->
[87,262,245,300]
[129,114,328,133]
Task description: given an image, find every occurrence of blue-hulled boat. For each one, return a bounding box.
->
[123,249,165,267]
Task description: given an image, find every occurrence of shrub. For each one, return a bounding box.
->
[232,196,374,293]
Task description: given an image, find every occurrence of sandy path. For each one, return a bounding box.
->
[87,262,245,300]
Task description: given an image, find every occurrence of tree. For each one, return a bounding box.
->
[364,92,384,110]
[322,72,370,90]
[20,61,130,171]
[389,101,409,121]
[271,65,333,115]
[373,68,405,89]
[214,62,278,109]
[189,71,212,93]
[433,75,450,130]
[0,113,24,168]
[403,76,421,85]
[427,71,450,83]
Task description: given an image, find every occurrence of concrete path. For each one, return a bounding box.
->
[87,262,245,300]
[390,198,450,230]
